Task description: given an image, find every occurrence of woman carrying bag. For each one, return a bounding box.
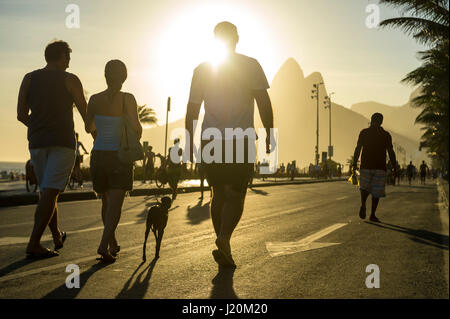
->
[85,60,143,263]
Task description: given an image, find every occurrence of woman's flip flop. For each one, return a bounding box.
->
[54,231,67,250]
[96,252,116,264]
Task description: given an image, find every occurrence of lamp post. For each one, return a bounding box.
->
[311,82,323,166]
[324,92,335,160]
[164,97,171,159]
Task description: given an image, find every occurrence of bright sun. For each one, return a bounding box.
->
[153,3,276,121]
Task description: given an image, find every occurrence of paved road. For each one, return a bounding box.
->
[0,181,448,299]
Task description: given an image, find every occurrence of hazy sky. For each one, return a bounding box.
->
[0,0,426,162]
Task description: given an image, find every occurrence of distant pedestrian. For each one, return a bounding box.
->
[167,138,183,200]
[290,160,296,181]
[73,132,89,187]
[17,40,87,259]
[352,113,397,222]
[419,160,428,185]
[143,145,156,184]
[280,163,285,176]
[407,161,414,185]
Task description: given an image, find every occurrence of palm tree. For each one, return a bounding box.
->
[137,104,158,126]
[379,0,449,172]
[379,0,449,45]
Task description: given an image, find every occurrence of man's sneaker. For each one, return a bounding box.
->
[359,206,366,219]
[369,216,381,223]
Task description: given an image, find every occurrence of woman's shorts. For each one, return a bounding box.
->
[90,150,134,194]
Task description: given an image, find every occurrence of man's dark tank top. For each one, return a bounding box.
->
[27,68,75,149]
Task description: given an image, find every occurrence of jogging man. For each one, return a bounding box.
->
[17,40,88,258]
[352,113,396,223]
[185,21,274,267]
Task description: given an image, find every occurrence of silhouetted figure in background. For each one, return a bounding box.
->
[352,113,396,223]
[86,59,143,263]
[167,138,183,200]
[143,145,155,184]
[395,161,401,185]
[407,161,415,185]
[185,21,274,268]
[290,160,296,181]
[386,160,393,185]
[17,40,88,259]
[420,160,428,185]
[73,132,89,187]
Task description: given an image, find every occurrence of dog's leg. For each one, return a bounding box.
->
[143,226,150,262]
[155,229,164,259]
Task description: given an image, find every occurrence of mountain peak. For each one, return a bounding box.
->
[271,58,305,89]
[280,58,304,76]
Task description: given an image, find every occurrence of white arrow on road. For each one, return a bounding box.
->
[266,223,347,257]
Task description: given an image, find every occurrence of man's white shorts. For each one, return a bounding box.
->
[29,147,76,191]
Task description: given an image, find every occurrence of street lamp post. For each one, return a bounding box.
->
[164,97,171,159]
[324,92,335,160]
[311,82,323,166]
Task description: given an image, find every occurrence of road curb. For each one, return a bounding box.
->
[0,178,347,208]
[437,178,449,210]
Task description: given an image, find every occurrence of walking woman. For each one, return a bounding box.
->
[85,60,142,262]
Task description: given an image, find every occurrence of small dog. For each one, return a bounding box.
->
[143,196,172,262]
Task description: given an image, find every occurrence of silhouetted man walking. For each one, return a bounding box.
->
[17,41,87,258]
[352,113,396,222]
[420,160,428,185]
[185,22,274,267]
[407,161,415,185]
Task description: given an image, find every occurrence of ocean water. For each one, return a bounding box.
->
[0,162,26,174]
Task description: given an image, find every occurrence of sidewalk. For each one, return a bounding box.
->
[0,177,347,207]
[437,178,449,209]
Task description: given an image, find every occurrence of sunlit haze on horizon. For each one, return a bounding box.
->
[0,0,426,161]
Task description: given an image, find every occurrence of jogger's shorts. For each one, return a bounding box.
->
[359,169,387,198]
[29,147,76,191]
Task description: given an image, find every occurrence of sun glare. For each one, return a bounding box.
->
[154,3,276,120]
[209,39,228,67]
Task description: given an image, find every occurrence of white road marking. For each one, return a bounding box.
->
[0,205,311,283]
[266,223,347,257]
[0,221,138,246]
[336,196,348,201]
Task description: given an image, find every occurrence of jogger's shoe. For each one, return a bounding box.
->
[369,215,381,223]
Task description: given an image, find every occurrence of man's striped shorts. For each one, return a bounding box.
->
[359,169,387,198]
